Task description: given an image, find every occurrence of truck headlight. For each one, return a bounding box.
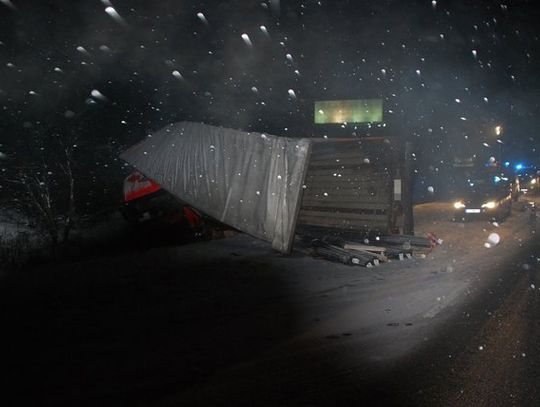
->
[482,201,497,209]
[454,201,465,209]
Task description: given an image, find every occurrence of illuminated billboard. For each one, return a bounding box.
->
[314,99,383,124]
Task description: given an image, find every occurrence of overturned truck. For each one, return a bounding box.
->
[120,121,404,253]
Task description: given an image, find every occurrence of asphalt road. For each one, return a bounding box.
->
[419,258,540,407]
[163,233,540,407]
[2,201,540,407]
[378,239,540,407]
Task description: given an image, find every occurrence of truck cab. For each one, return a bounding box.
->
[120,171,202,230]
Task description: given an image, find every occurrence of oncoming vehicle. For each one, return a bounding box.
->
[452,176,512,222]
[517,168,540,196]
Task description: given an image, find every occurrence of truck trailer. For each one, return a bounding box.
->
[120,122,404,253]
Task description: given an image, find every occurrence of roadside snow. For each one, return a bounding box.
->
[0,209,35,241]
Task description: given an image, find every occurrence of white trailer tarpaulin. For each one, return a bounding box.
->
[120,122,312,253]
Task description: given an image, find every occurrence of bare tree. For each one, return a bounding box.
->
[3,131,78,257]
[58,138,76,244]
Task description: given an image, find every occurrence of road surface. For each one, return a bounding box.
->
[1,199,539,406]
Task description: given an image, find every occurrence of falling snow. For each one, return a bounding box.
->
[241,33,253,47]
[90,89,107,101]
[196,12,208,25]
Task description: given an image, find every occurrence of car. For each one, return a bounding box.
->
[452,177,512,222]
[517,169,540,196]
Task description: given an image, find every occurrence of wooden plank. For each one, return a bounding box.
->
[303,190,389,197]
[306,168,389,177]
[303,184,390,191]
[345,247,388,262]
[306,177,377,183]
[309,154,365,162]
[297,217,389,229]
[298,212,388,227]
[305,173,385,180]
[303,188,388,195]
[307,164,375,171]
[300,201,390,210]
[306,173,381,179]
[343,243,386,253]
[304,185,389,192]
[310,150,365,158]
[299,209,388,220]
[301,191,390,198]
[304,178,388,187]
[310,146,397,162]
[301,193,385,200]
[302,188,389,195]
[304,181,377,188]
[300,208,388,217]
[301,200,388,209]
[303,185,390,193]
[302,190,389,199]
[306,164,383,171]
[309,159,368,167]
[304,183,380,190]
[300,205,390,213]
[300,198,391,207]
[298,214,389,224]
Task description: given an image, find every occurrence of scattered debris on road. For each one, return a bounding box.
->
[299,232,442,267]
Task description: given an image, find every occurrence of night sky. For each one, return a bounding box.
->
[1,0,540,207]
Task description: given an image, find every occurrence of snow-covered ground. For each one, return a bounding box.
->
[0,209,43,271]
[3,197,539,406]
[152,197,540,404]
[0,209,32,239]
[82,199,539,359]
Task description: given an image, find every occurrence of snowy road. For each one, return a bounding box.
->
[2,198,539,406]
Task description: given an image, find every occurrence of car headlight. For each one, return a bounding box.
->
[531,179,537,185]
[454,201,465,209]
[482,201,497,209]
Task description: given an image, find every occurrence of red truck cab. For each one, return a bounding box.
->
[120,171,202,230]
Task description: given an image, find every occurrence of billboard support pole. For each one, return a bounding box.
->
[402,141,414,235]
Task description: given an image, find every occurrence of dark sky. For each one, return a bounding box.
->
[1,0,540,172]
